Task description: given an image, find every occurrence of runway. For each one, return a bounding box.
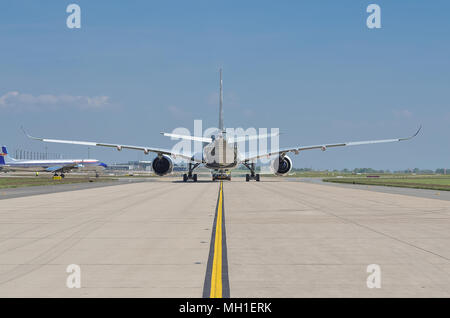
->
[0,180,119,201]
[297,177,450,201]
[0,177,156,200]
[0,178,449,297]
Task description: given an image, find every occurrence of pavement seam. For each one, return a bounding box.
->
[261,182,450,262]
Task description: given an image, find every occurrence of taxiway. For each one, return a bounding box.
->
[0,178,449,297]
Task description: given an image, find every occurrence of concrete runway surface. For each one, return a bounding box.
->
[0,178,449,297]
[297,177,450,201]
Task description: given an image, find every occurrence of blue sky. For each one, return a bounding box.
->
[1,1,449,169]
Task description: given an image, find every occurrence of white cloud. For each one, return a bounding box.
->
[0,91,110,110]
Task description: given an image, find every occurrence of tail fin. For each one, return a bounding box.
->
[219,68,224,132]
[0,146,7,165]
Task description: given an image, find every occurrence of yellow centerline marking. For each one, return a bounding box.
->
[210,181,223,298]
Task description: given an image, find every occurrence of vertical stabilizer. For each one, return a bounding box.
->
[0,146,7,165]
[219,68,224,132]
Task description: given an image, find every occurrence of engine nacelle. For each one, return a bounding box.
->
[152,155,173,176]
[270,155,293,176]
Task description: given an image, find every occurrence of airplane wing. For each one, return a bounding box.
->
[45,163,78,173]
[24,129,201,163]
[242,126,421,162]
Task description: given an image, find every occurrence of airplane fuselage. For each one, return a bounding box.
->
[0,159,106,173]
[202,136,239,170]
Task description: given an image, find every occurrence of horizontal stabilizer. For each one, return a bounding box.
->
[227,131,280,143]
[160,132,212,143]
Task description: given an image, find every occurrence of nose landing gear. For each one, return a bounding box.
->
[212,173,231,181]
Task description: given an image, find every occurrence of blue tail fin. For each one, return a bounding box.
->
[0,146,8,165]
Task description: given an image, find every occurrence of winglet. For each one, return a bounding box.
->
[400,125,422,141]
[21,126,30,137]
[21,126,43,141]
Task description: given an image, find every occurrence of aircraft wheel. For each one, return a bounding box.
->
[245,174,250,182]
[183,174,188,182]
[193,174,198,182]
[61,173,65,178]
[255,174,260,182]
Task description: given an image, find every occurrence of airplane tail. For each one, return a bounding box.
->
[219,68,224,132]
[0,146,8,165]
[161,69,225,141]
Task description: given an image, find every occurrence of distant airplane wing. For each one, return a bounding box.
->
[45,163,78,173]
[24,129,201,163]
[242,126,421,162]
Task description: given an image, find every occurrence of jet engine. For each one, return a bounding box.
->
[152,155,173,176]
[270,155,293,176]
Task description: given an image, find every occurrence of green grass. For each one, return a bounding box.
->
[288,171,350,178]
[323,176,450,191]
[0,176,114,189]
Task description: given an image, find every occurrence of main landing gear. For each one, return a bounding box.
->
[243,162,260,182]
[183,162,200,182]
[53,173,65,178]
[183,173,197,182]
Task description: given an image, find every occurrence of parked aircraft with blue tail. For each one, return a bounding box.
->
[0,146,107,178]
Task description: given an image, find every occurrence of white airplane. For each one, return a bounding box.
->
[0,146,107,178]
[25,70,421,182]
